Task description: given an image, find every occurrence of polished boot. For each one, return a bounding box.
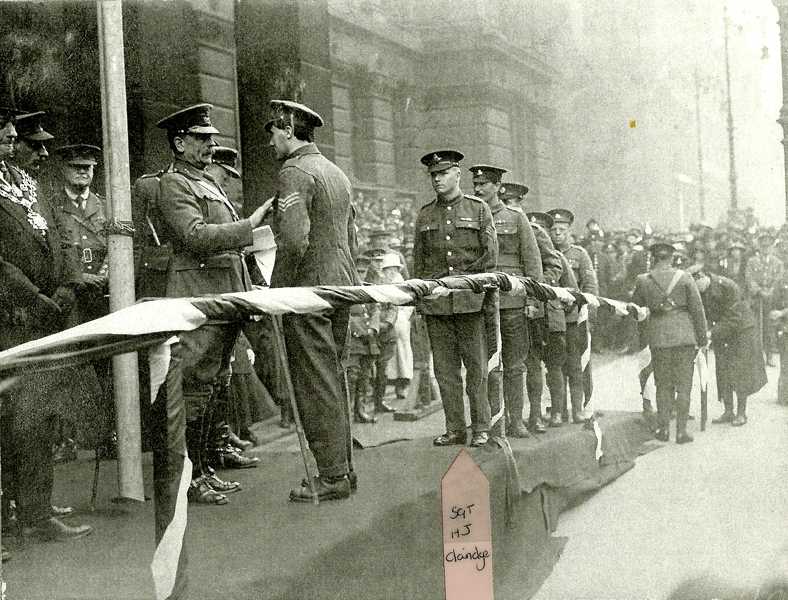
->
[433,431,467,446]
[22,517,93,541]
[348,367,376,423]
[289,475,351,503]
[732,396,747,426]
[470,431,489,447]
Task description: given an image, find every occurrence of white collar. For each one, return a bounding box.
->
[65,187,90,203]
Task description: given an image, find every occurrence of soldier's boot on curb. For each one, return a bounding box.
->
[571,396,591,423]
[506,388,531,438]
[732,396,748,426]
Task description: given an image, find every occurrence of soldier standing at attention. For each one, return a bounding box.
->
[547,208,599,423]
[632,243,707,443]
[413,150,498,448]
[470,165,542,438]
[52,144,109,324]
[525,212,577,428]
[746,230,784,366]
[265,99,360,502]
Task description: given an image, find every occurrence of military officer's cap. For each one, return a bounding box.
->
[420,150,464,173]
[649,241,676,258]
[469,164,507,183]
[498,182,529,201]
[265,99,324,133]
[156,103,220,135]
[212,146,240,179]
[14,111,54,141]
[603,242,617,252]
[728,240,746,252]
[356,254,372,266]
[527,211,554,229]
[55,144,101,166]
[546,208,575,225]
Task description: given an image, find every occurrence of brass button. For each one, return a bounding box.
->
[447,206,452,210]
[445,235,451,241]
[199,263,205,268]
[446,220,451,225]
[447,251,452,256]
[448,266,454,272]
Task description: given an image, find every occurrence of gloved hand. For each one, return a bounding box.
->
[81,273,107,291]
[51,286,76,313]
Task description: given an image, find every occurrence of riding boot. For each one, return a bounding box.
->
[373,366,395,413]
[348,367,375,423]
[712,394,735,424]
[675,394,693,443]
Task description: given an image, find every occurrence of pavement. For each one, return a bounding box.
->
[532,354,788,600]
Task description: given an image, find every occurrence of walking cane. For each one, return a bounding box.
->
[90,447,101,511]
[269,316,318,505]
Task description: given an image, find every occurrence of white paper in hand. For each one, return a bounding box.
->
[247,226,277,285]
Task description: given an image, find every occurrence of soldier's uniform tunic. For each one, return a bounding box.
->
[413,191,498,437]
[131,167,173,298]
[271,142,360,479]
[523,219,568,428]
[489,201,543,433]
[156,158,254,476]
[55,188,109,321]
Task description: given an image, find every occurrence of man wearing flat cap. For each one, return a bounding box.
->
[471,165,542,438]
[265,99,360,502]
[152,103,271,506]
[632,242,707,443]
[547,208,599,423]
[413,150,498,448]
[0,108,96,543]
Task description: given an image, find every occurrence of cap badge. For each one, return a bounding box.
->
[432,154,440,163]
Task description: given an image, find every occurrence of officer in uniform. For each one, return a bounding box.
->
[525,212,577,428]
[52,144,109,324]
[154,104,269,505]
[632,242,707,443]
[12,111,53,174]
[413,150,498,448]
[745,230,784,365]
[264,99,360,502]
[0,108,95,542]
[131,163,173,299]
[470,165,542,438]
[547,208,599,423]
[206,146,241,210]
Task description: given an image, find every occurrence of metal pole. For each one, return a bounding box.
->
[693,68,706,221]
[97,0,144,502]
[723,4,739,212]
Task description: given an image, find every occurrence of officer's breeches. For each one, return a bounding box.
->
[426,312,490,434]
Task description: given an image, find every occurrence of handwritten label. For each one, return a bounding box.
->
[441,448,493,600]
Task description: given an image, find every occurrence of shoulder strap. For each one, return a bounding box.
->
[647,269,683,299]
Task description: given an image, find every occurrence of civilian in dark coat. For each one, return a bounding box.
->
[692,270,767,425]
[0,112,96,541]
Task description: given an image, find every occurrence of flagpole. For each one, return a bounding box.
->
[97,0,144,501]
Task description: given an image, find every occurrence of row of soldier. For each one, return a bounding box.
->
[0,94,773,558]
